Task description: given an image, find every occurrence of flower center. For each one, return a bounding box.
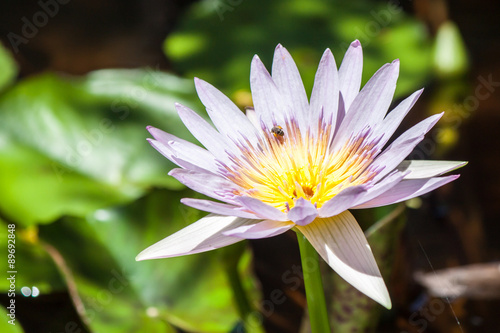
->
[224,120,380,212]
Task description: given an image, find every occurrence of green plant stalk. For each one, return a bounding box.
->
[224,255,265,333]
[297,231,331,332]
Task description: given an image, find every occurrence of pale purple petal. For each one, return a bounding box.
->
[397,160,467,179]
[338,40,363,112]
[175,103,234,163]
[318,185,367,217]
[272,44,309,132]
[297,211,392,308]
[375,89,424,147]
[136,214,257,260]
[147,126,219,173]
[287,198,318,226]
[169,169,239,204]
[354,175,459,209]
[250,55,288,129]
[236,196,288,221]
[223,220,294,239]
[371,113,444,182]
[245,107,260,129]
[309,48,339,133]
[181,198,259,219]
[194,78,258,144]
[350,171,407,207]
[333,60,400,151]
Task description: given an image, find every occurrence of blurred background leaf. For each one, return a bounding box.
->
[0,69,205,226]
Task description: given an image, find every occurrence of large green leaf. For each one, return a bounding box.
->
[0,69,203,226]
[33,188,257,333]
[164,0,432,101]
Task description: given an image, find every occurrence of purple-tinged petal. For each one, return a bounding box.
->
[223,220,294,239]
[333,60,400,151]
[169,169,239,204]
[236,196,288,221]
[175,103,234,163]
[181,198,259,219]
[338,40,363,112]
[353,175,460,209]
[375,89,424,147]
[136,214,257,260]
[245,107,260,129]
[371,113,443,182]
[297,211,392,308]
[147,126,219,173]
[397,160,468,179]
[250,55,288,129]
[318,185,367,217]
[272,44,309,131]
[309,48,340,133]
[350,171,407,207]
[194,78,259,144]
[287,198,318,226]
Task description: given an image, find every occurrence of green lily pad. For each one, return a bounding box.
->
[0,69,204,226]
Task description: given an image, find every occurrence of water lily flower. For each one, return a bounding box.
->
[136,40,465,309]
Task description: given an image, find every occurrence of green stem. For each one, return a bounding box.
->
[223,245,265,333]
[296,231,331,333]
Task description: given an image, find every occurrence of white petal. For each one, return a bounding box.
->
[272,44,309,132]
[338,40,363,112]
[136,214,257,260]
[297,211,392,308]
[397,160,467,179]
[309,48,340,134]
[195,78,259,145]
[223,220,294,239]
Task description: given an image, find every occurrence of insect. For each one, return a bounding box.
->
[271,126,284,137]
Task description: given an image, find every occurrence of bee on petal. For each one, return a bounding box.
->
[271,126,284,137]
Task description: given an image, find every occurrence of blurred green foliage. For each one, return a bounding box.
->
[165,0,433,101]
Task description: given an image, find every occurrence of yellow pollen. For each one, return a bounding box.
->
[226,122,378,212]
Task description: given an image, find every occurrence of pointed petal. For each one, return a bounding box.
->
[223,220,294,239]
[297,211,392,308]
[272,44,309,130]
[250,55,287,129]
[169,169,239,204]
[181,198,258,219]
[147,126,219,173]
[333,60,400,151]
[354,175,460,209]
[236,196,288,221]
[309,48,339,132]
[338,40,363,112]
[351,171,407,207]
[136,214,256,260]
[318,185,367,217]
[175,103,234,163]
[287,198,318,226]
[371,113,444,182]
[375,89,424,147]
[397,160,468,179]
[195,78,258,144]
